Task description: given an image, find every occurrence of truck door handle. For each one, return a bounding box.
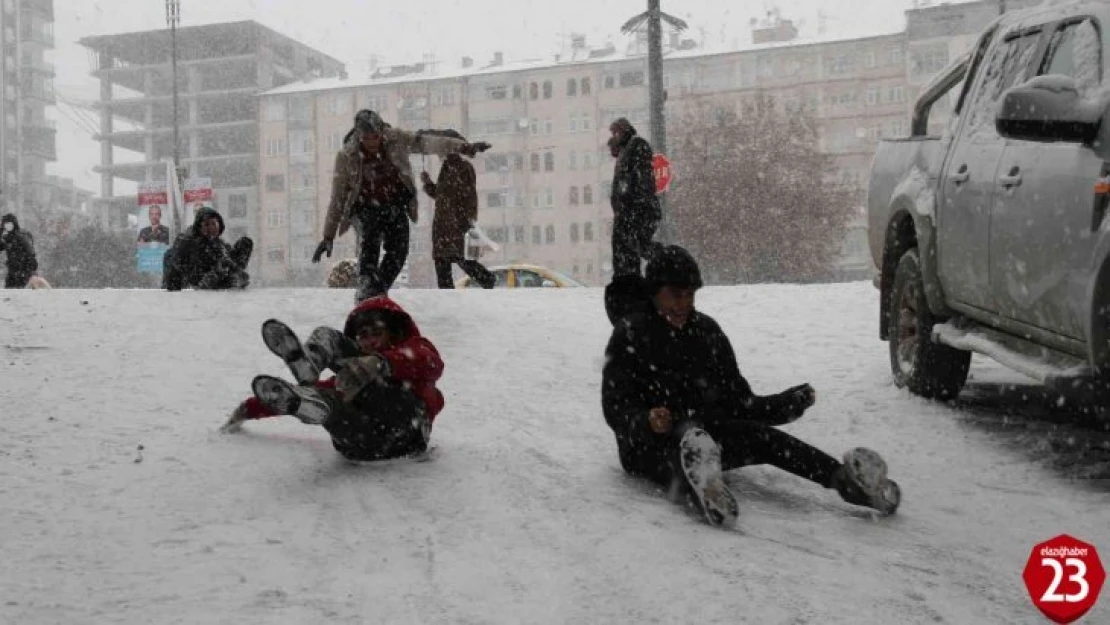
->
[950,165,969,184]
[999,166,1022,188]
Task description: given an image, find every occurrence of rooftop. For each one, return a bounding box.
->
[259,27,907,98]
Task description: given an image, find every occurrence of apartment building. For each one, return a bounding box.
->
[0,0,56,221]
[257,0,1022,287]
[79,20,344,269]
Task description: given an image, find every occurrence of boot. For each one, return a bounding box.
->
[678,427,739,527]
[251,375,331,425]
[830,448,901,515]
[261,319,321,385]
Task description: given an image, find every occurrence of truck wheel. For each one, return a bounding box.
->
[888,249,971,400]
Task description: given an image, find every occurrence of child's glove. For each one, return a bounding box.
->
[336,354,391,401]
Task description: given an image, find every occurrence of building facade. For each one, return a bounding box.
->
[0,0,56,222]
[257,0,1025,287]
[79,20,345,273]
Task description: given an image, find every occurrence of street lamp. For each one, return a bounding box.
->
[165,0,184,233]
[621,1,686,243]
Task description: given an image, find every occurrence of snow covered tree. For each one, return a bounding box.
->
[667,95,859,283]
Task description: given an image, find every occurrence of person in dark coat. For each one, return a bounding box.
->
[312,110,492,301]
[0,213,39,288]
[419,129,496,290]
[608,117,661,277]
[162,207,252,291]
[222,296,444,462]
[601,245,901,526]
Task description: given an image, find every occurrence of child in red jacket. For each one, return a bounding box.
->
[222,296,445,461]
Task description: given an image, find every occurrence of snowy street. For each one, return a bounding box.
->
[2,283,1107,624]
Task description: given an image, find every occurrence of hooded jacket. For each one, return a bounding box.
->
[610,127,661,222]
[0,214,38,277]
[163,208,238,290]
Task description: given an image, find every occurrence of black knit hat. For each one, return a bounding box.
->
[645,245,703,292]
[354,109,387,134]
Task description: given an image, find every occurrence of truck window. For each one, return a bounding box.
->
[1040,19,1102,95]
[965,30,1043,137]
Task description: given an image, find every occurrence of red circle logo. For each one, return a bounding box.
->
[1023,534,1105,623]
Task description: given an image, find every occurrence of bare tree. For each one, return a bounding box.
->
[667,94,858,283]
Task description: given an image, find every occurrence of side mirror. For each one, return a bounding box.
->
[541,279,557,288]
[996,75,1102,143]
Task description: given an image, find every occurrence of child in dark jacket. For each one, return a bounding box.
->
[602,245,901,527]
[223,296,444,461]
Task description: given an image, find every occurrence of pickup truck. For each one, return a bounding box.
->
[867,0,1110,406]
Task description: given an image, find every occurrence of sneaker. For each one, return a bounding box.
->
[251,374,331,426]
[678,427,739,528]
[833,448,901,515]
[305,326,362,373]
[219,401,250,434]
[262,319,320,385]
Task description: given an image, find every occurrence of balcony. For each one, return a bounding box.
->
[20,55,55,78]
[19,20,53,47]
[22,122,57,161]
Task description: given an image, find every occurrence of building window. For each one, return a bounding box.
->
[619,71,645,87]
[581,113,592,132]
[532,225,542,244]
[566,78,577,96]
[530,118,539,135]
[569,186,579,205]
[485,84,507,100]
[543,80,553,98]
[227,194,248,218]
[604,74,615,89]
[544,187,553,207]
[514,225,525,243]
[264,100,285,122]
[583,222,594,242]
[486,192,505,208]
[266,138,286,157]
[568,113,579,132]
[583,152,594,169]
[513,154,524,171]
[583,185,593,205]
[512,84,522,99]
[581,77,591,95]
[544,119,553,135]
[529,82,539,99]
[289,130,314,155]
[328,93,352,115]
[885,86,905,103]
[485,154,510,172]
[265,174,285,192]
[530,153,540,172]
[266,211,284,228]
[266,247,285,263]
[544,152,555,172]
[545,225,555,243]
[864,88,879,106]
[570,223,580,243]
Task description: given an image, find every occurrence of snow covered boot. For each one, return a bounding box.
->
[251,374,331,426]
[678,427,739,528]
[261,319,321,385]
[831,448,901,516]
[305,326,363,372]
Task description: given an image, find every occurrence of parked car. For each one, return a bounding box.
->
[456,264,586,288]
[867,0,1110,405]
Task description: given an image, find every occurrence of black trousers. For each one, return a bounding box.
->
[612,212,659,277]
[4,272,31,288]
[434,257,495,289]
[353,201,410,298]
[303,327,429,461]
[622,415,841,490]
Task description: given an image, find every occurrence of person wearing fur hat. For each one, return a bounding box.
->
[0,213,38,288]
[601,245,901,527]
[221,296,444,462]
[418,129,496,289]
[312,109,493,302]
[607,117,661,277]
[163,207,253,291]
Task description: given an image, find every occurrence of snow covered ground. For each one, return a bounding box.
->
[2,283,1107,624]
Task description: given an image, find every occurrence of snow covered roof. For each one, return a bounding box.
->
[259,27,907,98]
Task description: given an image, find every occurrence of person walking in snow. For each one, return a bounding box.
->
[0,213,39,289]
[163,207,253,291]
[607,117,661,278]
[601,245,901,526]
[418,129,496,290]
[222,295,444,462]
[311,109,492,301]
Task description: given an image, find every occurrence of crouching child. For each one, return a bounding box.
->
[223,296,444,462]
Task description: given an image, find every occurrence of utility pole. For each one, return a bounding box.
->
[166,0,184,235]
[621,1,686,244]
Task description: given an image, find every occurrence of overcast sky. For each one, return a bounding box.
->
[52,0,925,194]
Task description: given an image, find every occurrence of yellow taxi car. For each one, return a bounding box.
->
[456,264,586,288]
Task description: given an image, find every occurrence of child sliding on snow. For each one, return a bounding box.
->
[222,296,444,462]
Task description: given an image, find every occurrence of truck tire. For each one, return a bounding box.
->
[888,249,971,400]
